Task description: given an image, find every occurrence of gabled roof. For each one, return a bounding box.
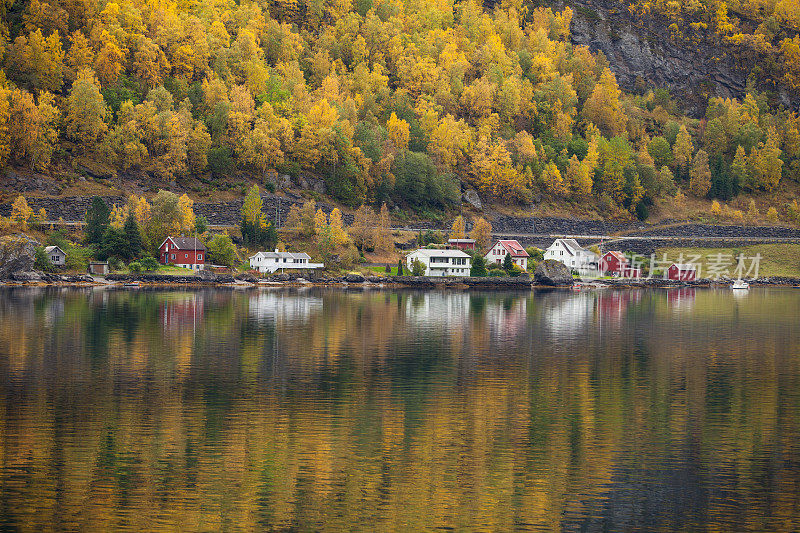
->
[560,239,584,254]
[497,240,529,257]
[44,245,65,255]
[671,263,697,271]
[408,248,472,258]
[162,237,206,251]
[448,238,475,243]
[603,251,627,263]
[249,250,312,260]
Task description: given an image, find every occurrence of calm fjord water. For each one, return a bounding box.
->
[1,287,799,531]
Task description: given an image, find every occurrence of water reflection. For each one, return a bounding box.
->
[0,287,799,531]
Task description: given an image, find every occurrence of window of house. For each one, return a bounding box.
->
[171,254,175,259]
[198,254,202,261]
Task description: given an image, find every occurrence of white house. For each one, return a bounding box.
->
[249,250,324,273]
[485,240,529,270]
[406,248,472,277]
[544,239,599,271]
[43,245,66,266]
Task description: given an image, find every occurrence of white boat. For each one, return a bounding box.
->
[731,279,749,290]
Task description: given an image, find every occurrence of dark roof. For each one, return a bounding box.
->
[166,237,206,251]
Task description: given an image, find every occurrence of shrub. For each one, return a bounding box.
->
[411,258,425,276]
[710,200,722,217]
[140,256,159,271]
[766,206,779,222]
[470,255,487,277]
[195,215,208,234]
[128,261,142,273]
[108,256,125,271]
[502,253,514,273]
[487,263,505,276]
[34,247,55,272]
[207,233,236,266]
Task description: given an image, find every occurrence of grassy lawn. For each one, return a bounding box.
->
[112,264,199,276]
[656,243,800,278]
[366,265,402,275]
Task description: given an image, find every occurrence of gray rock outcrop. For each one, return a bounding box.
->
[462,189,482,210]
[197,269,217,281]
[0,234,38,279]
[10,271,43,282]
[534,260,573,286]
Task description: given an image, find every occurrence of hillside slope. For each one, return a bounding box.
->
[1,0,800,226]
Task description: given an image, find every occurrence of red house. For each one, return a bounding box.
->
[667,263,697,281]
[159,237,206,270]
[599,251,628,275]
[447,238,476,250]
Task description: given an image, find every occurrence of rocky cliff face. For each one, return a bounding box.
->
[565,0,786,116]
[0,234,38,279]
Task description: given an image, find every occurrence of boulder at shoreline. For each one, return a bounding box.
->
[534,260,573,286]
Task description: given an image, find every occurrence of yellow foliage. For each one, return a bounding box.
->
[11,195,33,225]
[449,215,465,240]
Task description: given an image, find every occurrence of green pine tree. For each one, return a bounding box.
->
[85,196,110,246]
[123,212,143,260]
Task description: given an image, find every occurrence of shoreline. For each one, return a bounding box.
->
[2,272,799,289]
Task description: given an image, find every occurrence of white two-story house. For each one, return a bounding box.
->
[485,240,529,270]
[406,248,472,277]
[249,250,324,273]
[544,239,599,272]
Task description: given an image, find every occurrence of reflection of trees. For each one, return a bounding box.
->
[0,288,799,530]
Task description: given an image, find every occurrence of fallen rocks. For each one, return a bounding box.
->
[197,269,216,281]
[10,271,43,282]
[345,273,365,283]
[235,272,259,283]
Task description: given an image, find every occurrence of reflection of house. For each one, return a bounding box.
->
[544,239,598,271]
[248,250,324,273]
[159,294,204,330]
[667,263,697,281]
[248,292,323,322]
[406,249,472,276]
[484,297,528,338]
[404,293,470,327]
[540,292,593,340]
[44,246,66,266]
[486,240,529,270]
[667,287,696,310]
[447,238,476,250]
[159,237,206,270]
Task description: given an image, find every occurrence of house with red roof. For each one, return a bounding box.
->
[485,239,529,270]
[159,237,206,270]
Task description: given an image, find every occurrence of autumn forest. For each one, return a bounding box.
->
[1,0,800,220]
